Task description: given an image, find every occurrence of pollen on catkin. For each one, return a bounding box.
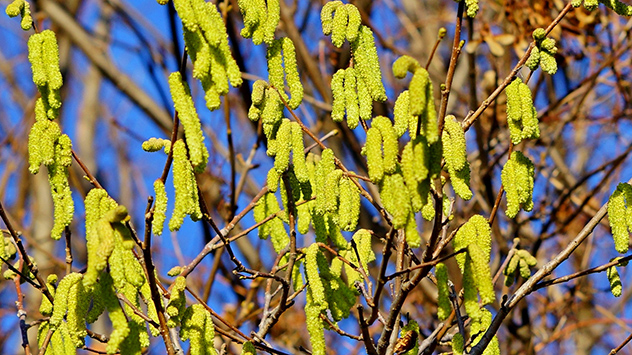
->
[344,67,360,129]
[380,172,411,229]
[435,263,451,321]
[338,175,360,231]
[331,68,346,123]
[169,139,202,231]
[442,116,472,200]
[505,78,540,144]
[6,0,32,30]
[453,215,492,270]
[608,182,632,253]
[350,25,387,102]
[467,243,495,305]
[607,262,623,297]
[371,116,399,175]
[168,72,209,173]
[152,179,168,236]
[501,151,535,219]
[48,135,74,240]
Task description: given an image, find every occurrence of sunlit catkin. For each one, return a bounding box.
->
[607,263,622,297]
[48,135,74,240]
[371,116,399,175]
[314,149,336,215]
[338,175,360,231]
[453,215,492,270]
[350,26,387,102]
[152,179,168,236]
[168,72,209,173]
[274,119,292,173]
[465,0,479,17]
[169,140,202,231]
[321,1,343,35]
[467,243,495,305]
[6,0,32,30]
[435,263,451,321]
[501,151,535,219]
[393,90,412,137]
[608,182,632,253]
[331,68,346,123]
[291,123,309,183]
[180,304,217,355]
[380,173,411,229]
[442,116,472,200]
[344,67,360,129]
[331,4,348,48]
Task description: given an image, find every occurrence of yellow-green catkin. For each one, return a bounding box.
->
[338,175,360,231]
[344,67,360,129]
[501,151,535,219]
[467,243,495,305]
[169,139,202,231]
[344,229,375,288]
[380,173,411,229]
[274,119,292,173]
[47,134,74,240]
[350,25,387,102]
[598,0,632,15]
[40,274,58,317]
[166,276,187,328]
[142,137,171,153]
[266,37,304,109]
[83,188,118,288]
[282,38,303,109]
[168,72,209,173]
[608,182,632,253]
[321,1,343,36]
[527,28,559,74]
[180,304,217,355]
[152,179,168,236]
[435,263,451,321]
[393,90,412,137]
[305,243,328,310]
[331,68,346,123]
[254,192,288,252]
[505,78,540,145]
[392,56,438,141]
[504,248,538,286]
[291,123,309,183]
[176,0,242,110]
[453,215,492,270]
[401,135,431,212]
[442,116,472,200]
[50,273,83,329]
[364,116,398,183]
[330,4,348,48]
[28,30,63,119]
[237,0,267,44]
[314,149,336,215]
[5,0,32,30]
[607,263,623,297]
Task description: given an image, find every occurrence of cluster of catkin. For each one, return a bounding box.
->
[323,2,387,128]
[436,215,500,355]
[159,0,243,111]
[526,28,558,75]
[25,29,74,240]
